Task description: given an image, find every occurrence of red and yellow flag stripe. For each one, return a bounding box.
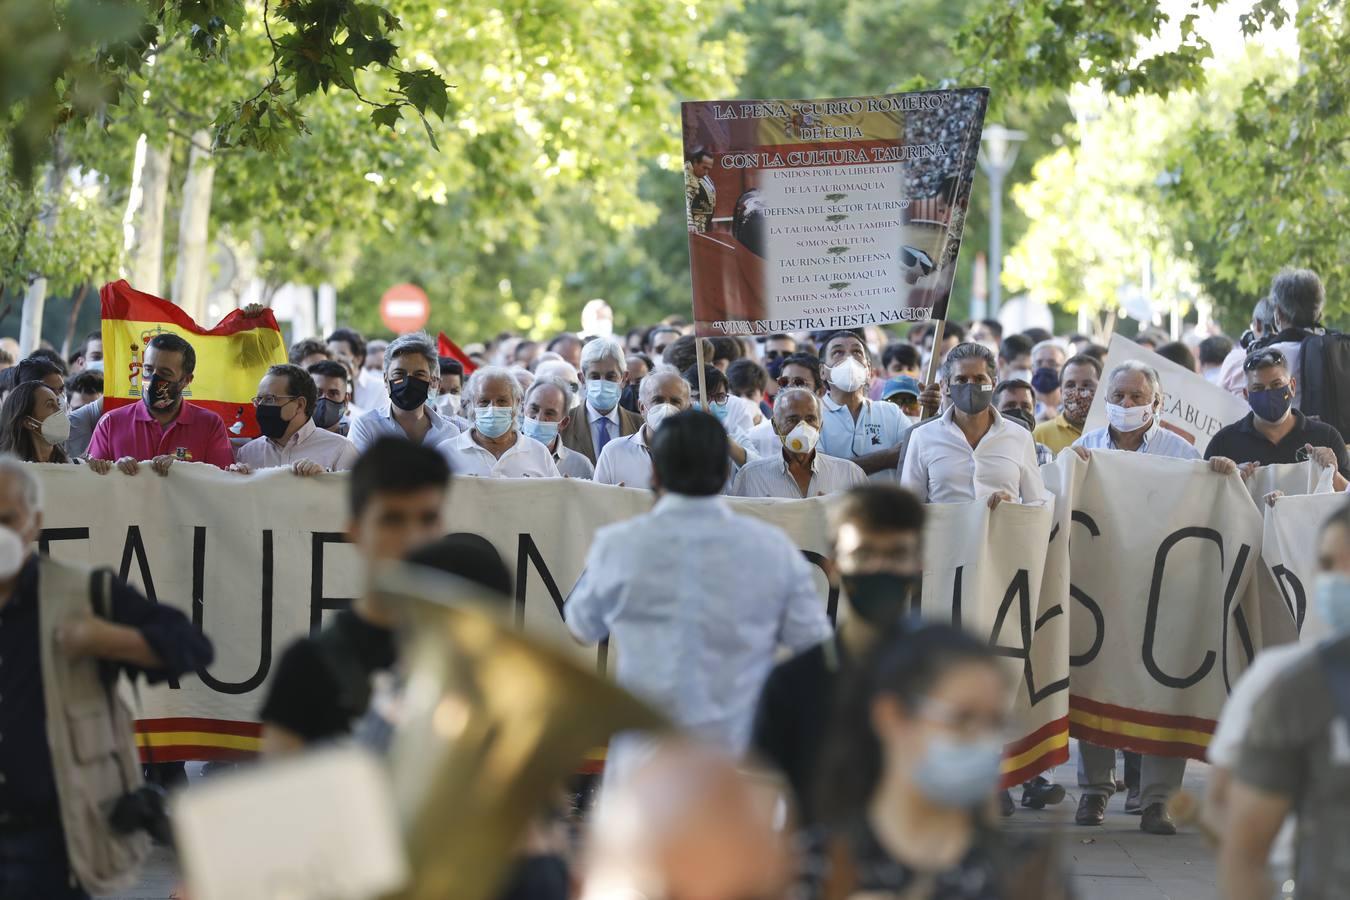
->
[1000,717,1070,788]
[100,280,288,439]
[1068,695,1214,761]
[135,717,262,762]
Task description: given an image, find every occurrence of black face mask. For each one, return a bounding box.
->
[312,397,344,429]
[255,404,291,440]
[1002,406,1037,434]
[841,572,921,629]
[143,373,183,412]
[389,377,430,412]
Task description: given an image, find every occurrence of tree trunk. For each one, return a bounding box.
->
[171,130,215,322]
[19,141,65,356]
[60,283,90,359]
[122,134,172,296]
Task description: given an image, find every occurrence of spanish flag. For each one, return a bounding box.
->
[100,280,288,438]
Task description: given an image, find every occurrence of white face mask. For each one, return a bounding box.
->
[1007,367,1034,384]
[780,422,820,455]
[828,357,870,394]
[36,410,71,445]
[1106,401,1155,433]
[0,525,27,578]
[645,402,678,433]
[437,393,461,417]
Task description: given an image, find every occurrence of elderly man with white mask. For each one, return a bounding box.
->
[732,388,866,499]
[593,366,689,489]
[562,336,643,465]
[438,366,559,478]
[1072,359,1237,835]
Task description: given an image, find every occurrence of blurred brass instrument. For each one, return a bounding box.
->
[372,564,667,900]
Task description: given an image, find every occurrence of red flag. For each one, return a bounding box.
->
[438,332,478,375]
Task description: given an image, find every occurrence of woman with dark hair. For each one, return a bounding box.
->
[0,380,71,463]
[800,624,1068,900]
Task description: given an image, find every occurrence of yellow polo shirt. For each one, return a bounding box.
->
[1034,413,1083,455]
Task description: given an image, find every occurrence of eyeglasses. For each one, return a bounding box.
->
[764,350,790,361]
[777,376,814,389]
[1243,348,1287,372]
[251,394,299,407]
[697,392,729,404]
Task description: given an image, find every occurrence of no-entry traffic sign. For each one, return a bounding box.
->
[379,283,431,333]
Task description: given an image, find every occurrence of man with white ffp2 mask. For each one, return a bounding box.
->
[817,330,910,480]
[1071,359,1238,835]
[732,388,865,499]
[0,457,213,898]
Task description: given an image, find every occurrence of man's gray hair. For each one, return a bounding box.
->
[383,332,438,377]
[580,336,627,375]
[772,387,820,421]
[1269,267,1324,329]
[0,456,42,512]
[1252,295,1276,332]
[526,374,572,409]
[940,341,997,382]
[1031,339,1069,361]
[639,365,689,406]
[1107,359,1161,398]
[467,365,525,409]
[535,358,579,385]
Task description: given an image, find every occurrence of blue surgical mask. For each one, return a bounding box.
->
[475,405,515,439]
[85,359,104,373]
[912,733,1005,809]
[1315,572,1350,634]
[521,416,559,445]
[587,378,621,413]
[709,399,730,423]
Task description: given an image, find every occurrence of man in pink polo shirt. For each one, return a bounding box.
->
[86,333,235,475]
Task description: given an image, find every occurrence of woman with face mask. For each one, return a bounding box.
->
[800,624,1069,900]
[0,381,71,463]
[437,366,560,478]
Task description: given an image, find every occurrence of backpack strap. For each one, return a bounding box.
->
[89,567,117,690]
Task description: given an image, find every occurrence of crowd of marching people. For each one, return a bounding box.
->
[0,264,1347,898]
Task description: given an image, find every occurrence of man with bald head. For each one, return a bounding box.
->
[732,388,866,499]
[521,376,593,479]
[593,365,689,489]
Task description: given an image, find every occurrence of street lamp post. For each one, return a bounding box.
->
[977,124,1027,318]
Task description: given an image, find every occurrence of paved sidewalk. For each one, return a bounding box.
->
[106,757,1225,900]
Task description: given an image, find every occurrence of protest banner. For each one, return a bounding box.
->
[100,280,289,439]
[1262,492,1347,643]
[1048,450,1282,760]
[1245,459,1334,507]
[1083,334,1250,454]
[680,89,987,336]
[34,465,1073,784]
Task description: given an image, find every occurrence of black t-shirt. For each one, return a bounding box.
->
[1205,410,1350,478]
[259,610,397,742]
[751,637,846,825]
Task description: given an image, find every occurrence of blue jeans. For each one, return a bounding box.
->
[0,824,87,899]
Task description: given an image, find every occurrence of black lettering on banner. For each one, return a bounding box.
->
[1143,527,1220,689]
[1068,511,1104,667]
[950,565,963,628]
[192,527,273,695]
[516,533,567,627]
[1219,543,1255,692]
[801,550,840,623]
[118,526,177,689]
[989,569,1069,705]
[1271,565,1306,633]
[311,533,355,634]
[38,527,89,556]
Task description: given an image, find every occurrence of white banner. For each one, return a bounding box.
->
[1262,492,1346,642]
[1085,334,1251,454]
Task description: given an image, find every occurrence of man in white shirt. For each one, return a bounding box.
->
[594,366,689,489]
[747,353,825,459]
[900,342,1049,508]
[817,331,910,478]
[1070,358,1237,836]
[561,337,643,464]
[354,337,389,412]
[733,388,866,499]
[233,364,359,474]
[438,366,559,478]
[566,410,831,775]
[521,375,594,479]
[350,332,460,452]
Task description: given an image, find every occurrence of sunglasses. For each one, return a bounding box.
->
[776,376,815,389]
[1243,348,1287,372]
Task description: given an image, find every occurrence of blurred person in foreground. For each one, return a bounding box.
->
[752,484,923,822]
[0,457,212,898]
[798,623,1068,900]
[566,411,830,779]
[1220,500,1350,900]
[259,439,449,752]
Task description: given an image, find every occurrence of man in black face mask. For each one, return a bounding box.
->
[751,484,924,824]
[231,364,358,475]
[349,332,461,453]
[307,360,354,436]
[993,379,1055,466]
